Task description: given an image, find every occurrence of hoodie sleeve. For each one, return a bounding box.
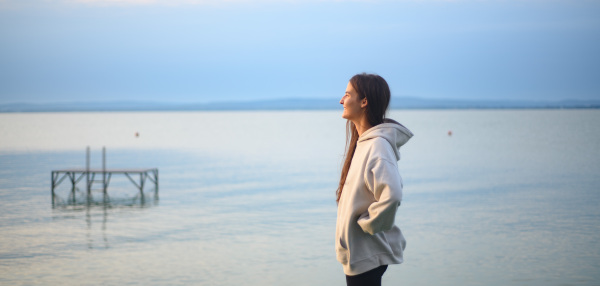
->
[357,158,403,235]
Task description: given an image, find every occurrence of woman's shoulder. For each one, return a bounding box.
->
[365,137,397,163]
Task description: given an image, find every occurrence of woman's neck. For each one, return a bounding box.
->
[353,117,372,136]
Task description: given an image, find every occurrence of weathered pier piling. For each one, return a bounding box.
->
[51,147,158,199]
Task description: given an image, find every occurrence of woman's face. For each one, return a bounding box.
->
[340,82,366,121]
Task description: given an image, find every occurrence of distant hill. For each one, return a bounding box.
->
[388,97,600,109]
[1,97,599,112]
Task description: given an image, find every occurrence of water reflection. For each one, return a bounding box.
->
[51,188,158,249]
[85,201,109,249]
[51,187,159,208]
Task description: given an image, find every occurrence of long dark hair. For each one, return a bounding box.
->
[336,73,391,203]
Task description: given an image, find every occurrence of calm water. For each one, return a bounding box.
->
[0,109,599,285]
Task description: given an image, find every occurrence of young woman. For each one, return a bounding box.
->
[335,73,413,286]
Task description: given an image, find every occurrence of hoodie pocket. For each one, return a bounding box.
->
[339,237,348,250]
[336,237,349,264]
[384,227,406,255]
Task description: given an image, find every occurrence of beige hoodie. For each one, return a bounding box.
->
[335,119,413,275]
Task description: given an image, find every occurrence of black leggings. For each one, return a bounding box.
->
[346,265,388,286]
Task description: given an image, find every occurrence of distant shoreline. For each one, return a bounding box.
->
[1,97,599,113]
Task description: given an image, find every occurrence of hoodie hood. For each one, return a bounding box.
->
[358,118,413,161]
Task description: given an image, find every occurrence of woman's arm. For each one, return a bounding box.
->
[357,158,403,235]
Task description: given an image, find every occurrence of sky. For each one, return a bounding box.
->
[0,0,599,104]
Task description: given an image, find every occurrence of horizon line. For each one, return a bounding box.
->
[2,96,599,106]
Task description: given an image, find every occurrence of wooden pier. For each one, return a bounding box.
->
[51,147,158,198]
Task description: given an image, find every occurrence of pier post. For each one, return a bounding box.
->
[154,169,159,196]
[86,146,91,194]
[102,146,107,193]
[153,169,159,200]
[140,173,145,195]
[70,172,76,203]
[51,171,55,206]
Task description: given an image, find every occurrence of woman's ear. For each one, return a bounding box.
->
[361,98,368,108]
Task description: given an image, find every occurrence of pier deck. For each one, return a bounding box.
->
[50,147,158,197]
[51,168,158,193]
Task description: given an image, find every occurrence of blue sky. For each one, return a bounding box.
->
[0,0,599,104]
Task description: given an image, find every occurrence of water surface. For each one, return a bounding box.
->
[0,109,598,285]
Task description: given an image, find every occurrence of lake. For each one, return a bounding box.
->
[0,109,599,285]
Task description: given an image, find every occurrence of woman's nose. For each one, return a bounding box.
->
[339,97,344,104]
